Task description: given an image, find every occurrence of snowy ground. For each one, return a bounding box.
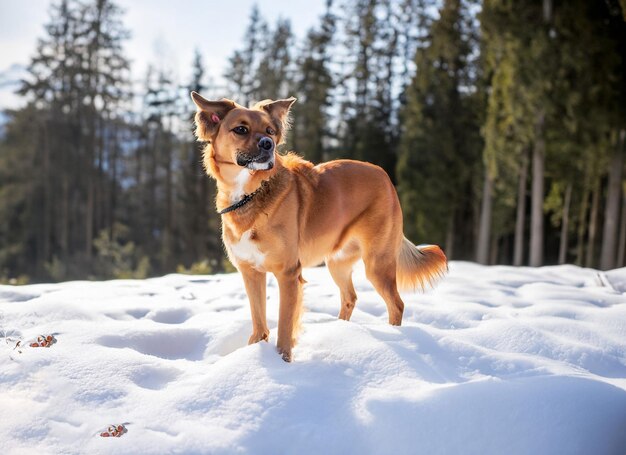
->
[1,262,626,455]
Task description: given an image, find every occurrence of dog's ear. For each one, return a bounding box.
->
[260,97,297,140]
[191,91,236,142]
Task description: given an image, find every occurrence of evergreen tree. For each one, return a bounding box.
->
[291,0,337,162]
[480,0,626,267]
[142,65,180,272]
[2,0,626,282]
[6,0,130,279]
[397,0,482,258]
[254,18,294,101]
[479,0,538,264]
[178,50,222,269]
[225,4,266,105]
[0,106,40,278]
[338,0,400,177]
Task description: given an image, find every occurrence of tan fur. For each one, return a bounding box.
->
[397,238,448,291]
[190,91,447,362]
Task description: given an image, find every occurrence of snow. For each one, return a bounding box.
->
[1,262,626,455]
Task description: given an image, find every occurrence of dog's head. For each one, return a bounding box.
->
[191,91,296,173]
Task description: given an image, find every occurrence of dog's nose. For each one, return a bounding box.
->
[258,137,274,151]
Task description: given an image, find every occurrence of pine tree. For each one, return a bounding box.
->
[142,65,180,272]
[397,0,482,258]
[290,0,337,162]
[9,0,130,279]
[254,18,294,100]
[178,50,223,269]
[338,0,400,177]
[479,0,538,264]
[225,4,266,105]
[0,106,40,278]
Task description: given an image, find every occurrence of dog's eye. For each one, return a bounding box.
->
[266,127,276,135]
[233,126,249,135]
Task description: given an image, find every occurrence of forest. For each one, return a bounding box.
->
[0,0,625,283]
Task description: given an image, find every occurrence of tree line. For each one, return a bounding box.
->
[0,0,625,283]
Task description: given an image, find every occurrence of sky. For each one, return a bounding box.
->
[0,0,328,109]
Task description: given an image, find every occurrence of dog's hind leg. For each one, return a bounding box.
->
[326,241,360,321]
[364,255,405,326]
[355,204,405,325]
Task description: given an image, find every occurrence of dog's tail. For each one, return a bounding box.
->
[396,237,448,292]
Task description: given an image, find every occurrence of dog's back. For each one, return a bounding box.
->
[289,155,448,293]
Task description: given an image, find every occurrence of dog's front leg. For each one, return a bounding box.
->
[240,265,269,344]
[275,263,304,362]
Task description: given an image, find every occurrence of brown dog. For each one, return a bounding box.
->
[191,91,447,361]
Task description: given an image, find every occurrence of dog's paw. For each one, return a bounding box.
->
[277,347,292,363]
[248,331,269,344]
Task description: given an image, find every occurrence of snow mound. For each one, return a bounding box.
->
[605,267,626,293]
[1,262,625,454]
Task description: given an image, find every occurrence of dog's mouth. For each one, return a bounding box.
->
[236,151,274,171]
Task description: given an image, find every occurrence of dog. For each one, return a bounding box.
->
[190,91,447,362]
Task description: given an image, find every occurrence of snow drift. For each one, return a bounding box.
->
[1,262,626,454]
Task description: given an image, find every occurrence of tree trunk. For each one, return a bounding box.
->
[575,171,590,265]
[199,163,209,258]
[445,211,455,261]
[476,171,493,264]
[543,0,553,22]
[600,130,625,270]
[529,110,545,267]
[109,126,119,239]
[86,180,94,258]
[558,182,572,264]
[41,119,52,265]
[585,180,600,268]
[85,6,103,261]
[85,104,96,259]
[513,148,529,266]
[149,132,158,251]
[163,122,174,272]
[617,187,626,268]
[489,235,499,265]
[530,0,551,267]
[96,114,105,238]
[61,176,69,257]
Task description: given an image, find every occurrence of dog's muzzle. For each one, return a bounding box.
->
[236,136,275,170]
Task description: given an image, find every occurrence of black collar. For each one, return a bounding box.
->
[218,182,267,215]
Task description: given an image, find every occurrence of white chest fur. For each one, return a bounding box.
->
[231,169,250,203]
[229,230,265,268]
